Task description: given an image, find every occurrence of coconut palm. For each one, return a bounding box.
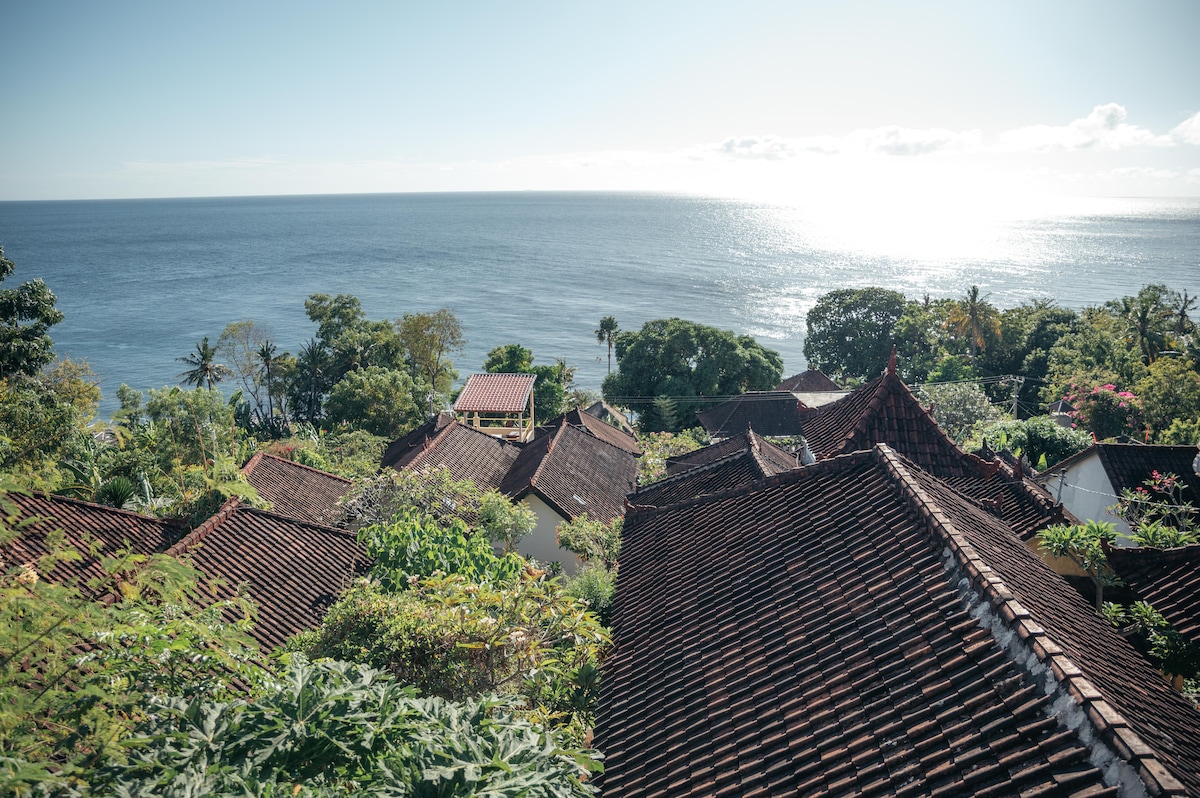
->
[1117,293,1171,364]
[1168,289,1197,336]
[946,286,1001,361]
[595,316,619,374]
[177,337,232,389]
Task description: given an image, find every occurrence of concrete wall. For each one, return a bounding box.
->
[1042,454,1131,536]
[516,494,583,575]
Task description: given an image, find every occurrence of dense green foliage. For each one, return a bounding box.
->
[357,511,527,589]
[0,246,65,380]
[976,416,1092,470]
[601,318,782,432]
[804,287,908,382]
[802,283,1200,444]
[634,429,708,485]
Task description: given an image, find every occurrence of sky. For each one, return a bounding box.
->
[2,0,1199,203]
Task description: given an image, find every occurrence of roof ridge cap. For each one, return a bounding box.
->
[241,451,265,476]
[238,504,360,539]
[165,496,242,557]
[251,451,352,484]
[409,418,460,467]
[872,444,1186,797]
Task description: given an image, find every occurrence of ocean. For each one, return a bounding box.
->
[0,191,1197,418]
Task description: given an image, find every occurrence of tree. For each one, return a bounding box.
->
[1110,284,1173,365]
[0,358,100,487]
[324,366,424,438]
[917,382,1005,443]
[1039,520,1121,610]
[216,320,271,416]
[602,318,782,432]
[946,285,1001,361]
[977,416,1092,469]
[483,344,572,422]
[0,245,65,379]
[1135,356,1200,442]
[803,288,907,382]
[177,337,233,389]
[595,316,618,375]
[397,308,465,398]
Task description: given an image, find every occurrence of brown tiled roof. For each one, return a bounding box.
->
[776,368,840,392]
[584,400,635,434]
[1,492,182,596]
[799,366,1070,540]
[1095,444,1200,500]
[635,430,798,507]
[167,500,369,650]
[696,391,805,439]
[242,452,351,526]
[381,414,521,492]
[500,422,638,523]
[597,445,1200,796]
[453,373,536,413]
[537,408,641,455]
[1107,543,1200,648]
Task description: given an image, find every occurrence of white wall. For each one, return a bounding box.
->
[517,494,584,575]
[1042,453,1131,536]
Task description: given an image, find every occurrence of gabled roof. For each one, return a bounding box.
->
[696,391,805,439]
[167,500,369,650]
[1107,543,1200,648]
[584,400,635,434]
[1095,443,1200,499]
[381,413,521,492]
[500,422,638,523]
[634,430,798,507]
[597,445,1200,796]
[453,373,536,413]
[537,407,641,455]
[242,452,351,527]
[1,491,182,596]
[798,365,1071,540]
[776,368,840,392]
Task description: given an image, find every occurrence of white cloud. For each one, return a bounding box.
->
[1104,166,1180,180]
[1171,111,1200,145]
[847,125,981,156]
[998,103,1172,152]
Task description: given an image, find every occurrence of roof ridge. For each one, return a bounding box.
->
[238,504,360,539]
[25,489,180,525]
[165,496,242,557]
[872,444,1188,798]
[626,448,878,520]
[248,451,352,484]
[409,417,461,468]
[527,424,565,489]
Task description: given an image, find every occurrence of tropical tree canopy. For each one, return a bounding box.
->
[0,245,65,379]
[803,288,907,382]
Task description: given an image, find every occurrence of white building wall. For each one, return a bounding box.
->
[515,494,583,575]
[1042,454,1131,536]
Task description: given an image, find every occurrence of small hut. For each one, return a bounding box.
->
[453,373,537,442]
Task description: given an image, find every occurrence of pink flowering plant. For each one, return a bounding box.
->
[1111,470,1198,547]
[1065,382,1143,441]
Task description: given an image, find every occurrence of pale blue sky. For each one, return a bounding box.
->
[3,0,1198,201]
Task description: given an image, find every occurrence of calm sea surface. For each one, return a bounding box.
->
[0,191,1197,418]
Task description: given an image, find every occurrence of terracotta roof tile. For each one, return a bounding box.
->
[596,446,1200,796]
[776,369,841,392]
[1107,543,1200,648]
[167,501,369,650]
[500,422,638,523]
[242,452,351,526]
[636,430,798,507]
[382,414,521,492]
[537,408,641,455]
[452,373,536,413]
[1,492,182,596]
[799,368,1072,540]
[696,391,806,439]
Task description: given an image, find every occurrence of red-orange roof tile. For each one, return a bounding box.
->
[453,373,536,414]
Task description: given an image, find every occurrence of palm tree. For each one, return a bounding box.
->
[177,337,232,389]
[1168,289,1197,336]
[1118,294,1170,364]
[947,286,1001,361]
[257,341,278,422]
[595,316,619,374]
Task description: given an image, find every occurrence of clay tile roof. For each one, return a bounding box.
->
[537,408,641,455]
[167,501,369,650]
[636,430,799,507]
[500,422,638,523]
[1094,443,1200,499]
[596,445,1200,796]
[696,391,805,439]
[776,368,840,392]
[453,373,536,414]
[799,369,1069,540]
[242,452,351,526]
[382,414,521,492]
[1,491,182,596]
[1107,543,1200,648]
